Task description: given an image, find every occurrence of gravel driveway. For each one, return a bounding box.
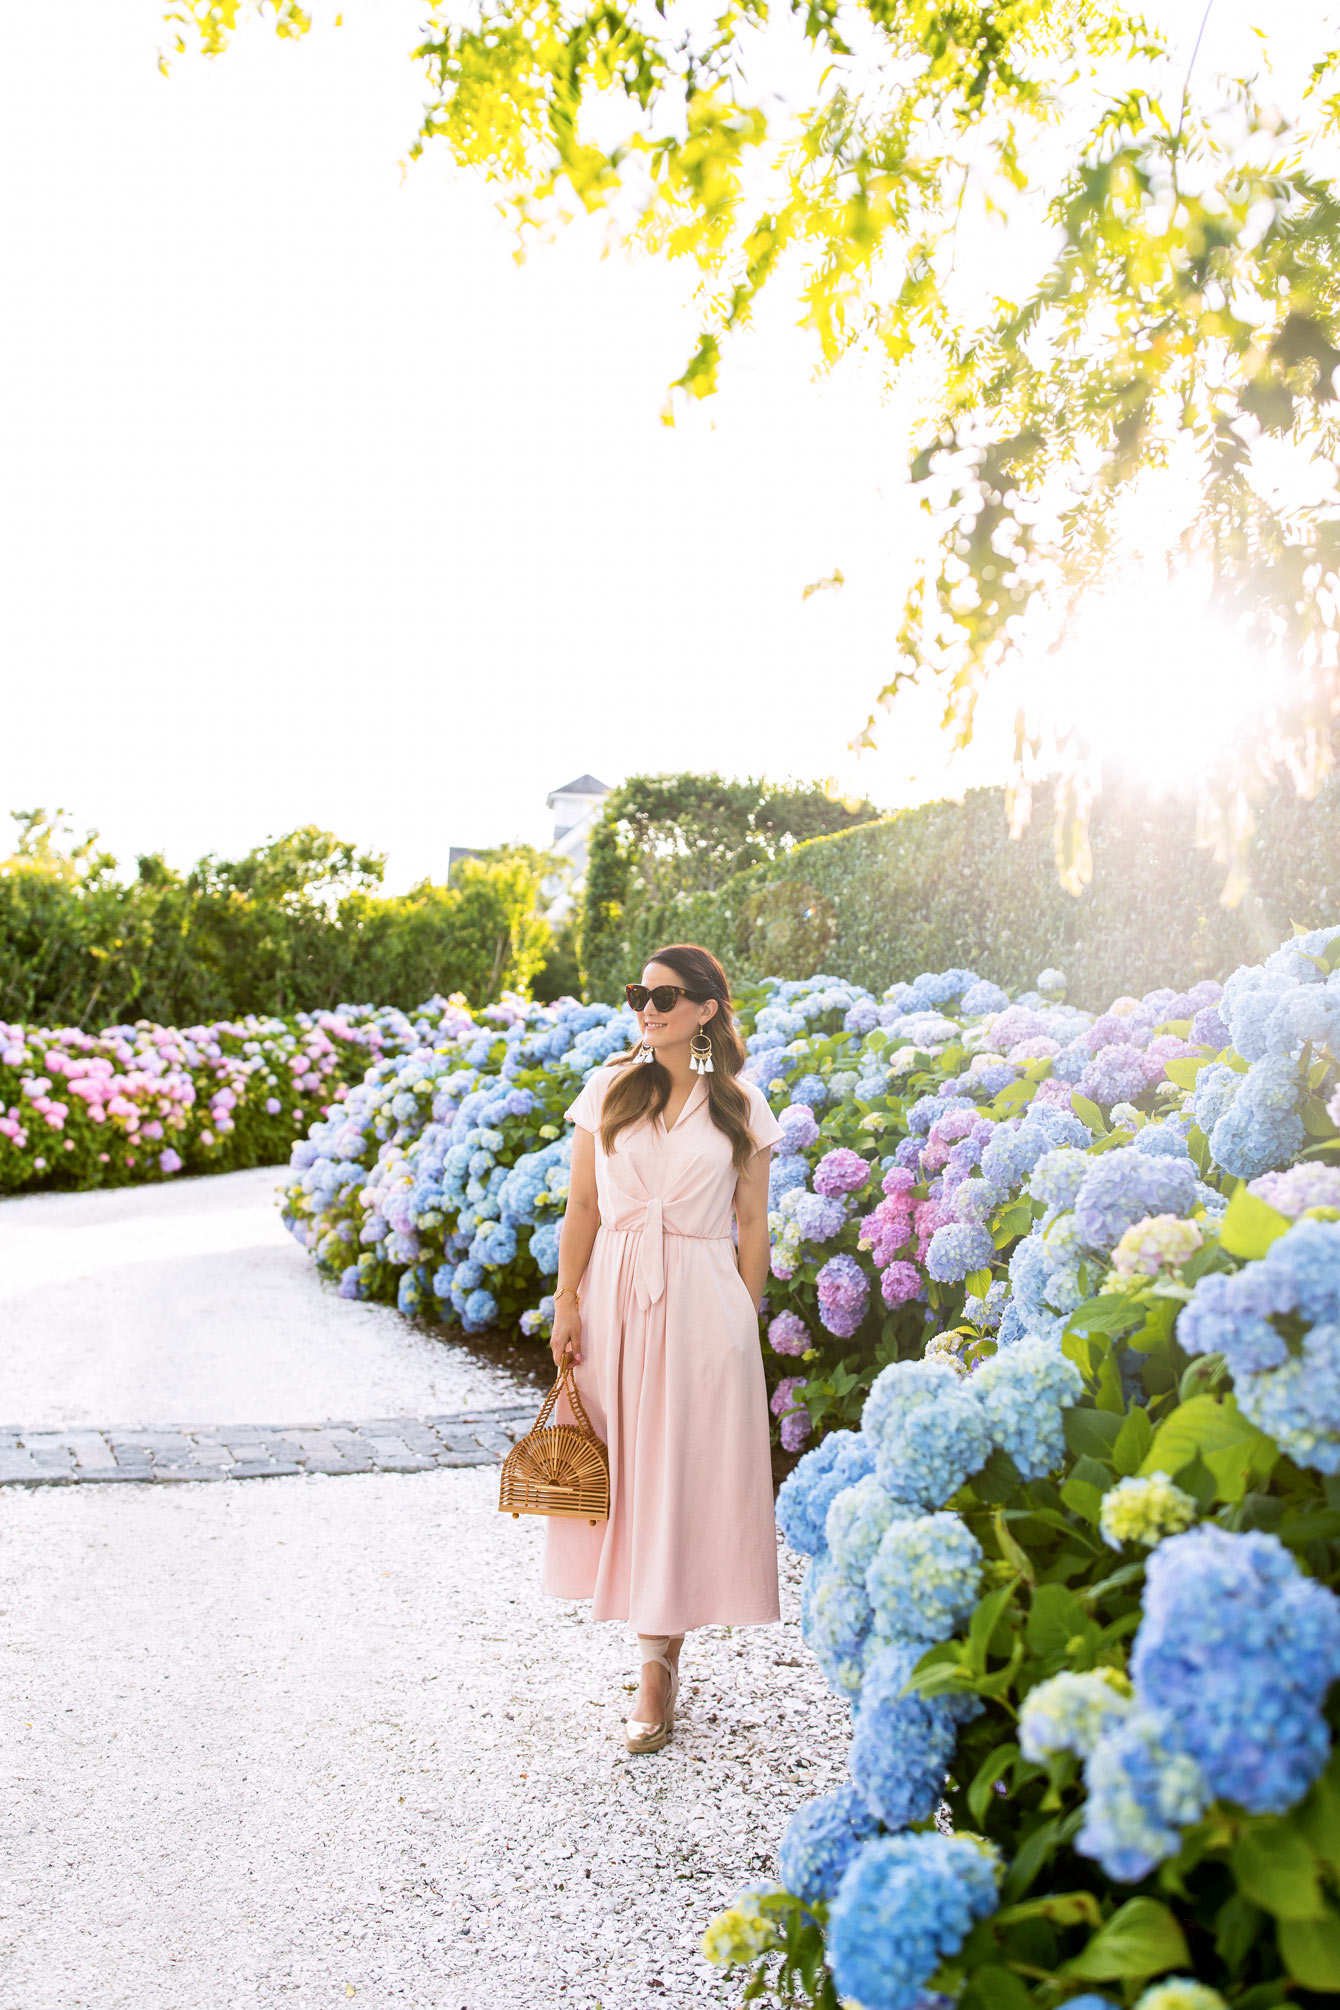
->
[0,1171,848,2010]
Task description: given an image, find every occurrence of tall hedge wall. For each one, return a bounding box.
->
[587,778,1340,1008]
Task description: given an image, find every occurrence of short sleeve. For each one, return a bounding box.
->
[564,1067,612,1132]
[745,1082,785,1154]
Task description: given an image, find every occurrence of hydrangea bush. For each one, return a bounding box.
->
[0,998,476,1191]
[702,925,1340,2009]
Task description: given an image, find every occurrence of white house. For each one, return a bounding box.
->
[542,773,612,921]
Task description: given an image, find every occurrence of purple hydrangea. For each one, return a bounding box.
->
[1079,1045,1154,1108]
[769,1309,811,1356]
[814,1147,874,1197]
[778,1101,821,1152]
[817,1252,872,1338]
[1072,1148,1198,1254]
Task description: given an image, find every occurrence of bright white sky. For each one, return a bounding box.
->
[0,0,1314,890]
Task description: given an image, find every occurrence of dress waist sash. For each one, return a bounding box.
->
[598,1199,730,1308]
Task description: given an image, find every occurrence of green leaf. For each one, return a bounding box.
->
[1064,1408,1123,1461]
[967,1579,1018,1670]
[1303,1093,1337,1138]
[968,1742,1021,1827]
[1139,1393,1275,1499]
[965,1267,995,1298]
[993,1508,1035,1584]
[1280,1910,1340,1990]
[1067,1291,1145,1336]
[1060,1897,1190,1982]
[958,1967,1034,2010]
[1025,1582,1088,1656]
[1214,1891,1265,1974]
[1232,1822,1325,1920]
[1061,1454,1116,1524]
[993,1201,1034,1244]
[1071,1094,1107,1135]
[1295,1751,1340,1870]
[991,1891,1103,1931]
[1111,1405,1153,1475]
[1218,1185,1292,1260]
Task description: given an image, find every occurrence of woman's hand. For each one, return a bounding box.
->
[550,1300,583,1368]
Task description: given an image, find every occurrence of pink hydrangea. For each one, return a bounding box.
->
[880,1260,920,1306]
[858,1195,914,1266]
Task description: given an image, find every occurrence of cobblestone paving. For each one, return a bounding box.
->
[0,1403,537,1485]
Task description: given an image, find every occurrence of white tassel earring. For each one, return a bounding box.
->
[689,1028,714,1075]
[638,1041,656,1065]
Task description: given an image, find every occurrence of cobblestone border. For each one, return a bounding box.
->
[0,1405,538,1486]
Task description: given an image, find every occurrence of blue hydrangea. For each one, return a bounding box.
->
[828,1830,1000,2010]
[925,1219,994,1281]
[1234,1321,1340,1474]
[1133,1124,1191,1160]
[790,1074,828,1107]
[769,1153,811,1208]
[980,1109,1090,1188]
[866,1511,983,1644]
[802,1551,873,1697]
[1077,1707,1208,1881]
[971,1334,1083,1477]
[529,1221,560,1273]
[1261,983,1340,1057]
[1131,1525,1340,1814]
[463,1286,498,1329]
[777,1783,881,1904]
[1028,1146,1090,1211]
[826,1473,911,1584]
[862,1359,991,1508]
[776,1430,875,1556]
[1209,1054,1306,1179]
[1179,1220,1340,1468]
[962,980,1010,1016]
[1072,1147,1198,1254]
[949,1177,1006,1227]
[964,1278,1007,1331]
[848,1642,980,1828]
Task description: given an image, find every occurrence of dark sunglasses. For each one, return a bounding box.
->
[625,983,704,1013]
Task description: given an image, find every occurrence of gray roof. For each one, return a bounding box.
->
[549,774,610,798]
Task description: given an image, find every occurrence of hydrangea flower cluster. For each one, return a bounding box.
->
[826,1832,1001,2010]
[1098,1471,1198,1549]
[1076,1526,1340,1879]
[0,1001,427,1192]
[1178,1218,1340,1471]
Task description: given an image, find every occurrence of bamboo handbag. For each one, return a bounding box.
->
[498,1356,610,1524]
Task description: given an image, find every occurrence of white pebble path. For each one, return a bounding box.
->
[0,1168,850,2009]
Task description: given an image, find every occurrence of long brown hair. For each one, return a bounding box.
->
[600,943,756,1172]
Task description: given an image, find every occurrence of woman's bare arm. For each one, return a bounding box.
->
[734,1146,773,1313]
[550,1123,599,1365]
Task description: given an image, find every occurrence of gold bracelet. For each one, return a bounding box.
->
[554,1285,580,1304]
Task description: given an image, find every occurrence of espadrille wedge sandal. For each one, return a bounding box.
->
[625,1637,680,1755]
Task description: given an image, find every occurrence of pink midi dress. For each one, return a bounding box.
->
[541,1064,784,1635]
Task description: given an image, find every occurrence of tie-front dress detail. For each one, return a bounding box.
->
[541,1065,784,1635]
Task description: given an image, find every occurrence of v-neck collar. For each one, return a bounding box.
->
[660,1073,705,1136]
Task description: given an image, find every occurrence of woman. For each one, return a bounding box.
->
[542,943,784,1754]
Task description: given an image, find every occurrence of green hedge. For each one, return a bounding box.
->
[0,819,560,1026]
[593,778,1340,1008]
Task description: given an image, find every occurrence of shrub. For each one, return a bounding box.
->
[592,777,1340,1011]
[702,922,1340,2009]
[0,997,482,1193]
